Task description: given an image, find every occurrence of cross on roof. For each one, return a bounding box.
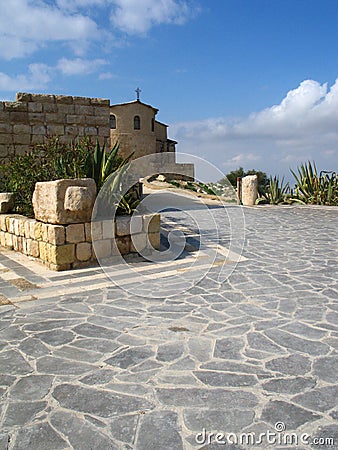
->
[135,87,141,101]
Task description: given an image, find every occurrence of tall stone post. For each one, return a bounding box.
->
[241,175,258,206]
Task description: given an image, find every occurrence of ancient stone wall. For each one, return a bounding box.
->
[0,92,110,160]
[0,213,160,271]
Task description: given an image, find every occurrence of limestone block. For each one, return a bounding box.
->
[130,232,147,253]
[5,233,13,249]
[24,219,35,238]
[0,193,14,213]
[13,235,19,251]
[34,222,43,240]
[93,239,111,259]
[91,221,102,240]
[27,239,39,258]
[32,179,96,224]
[241,175,258,206]
[115,236,130,255]
[0,231,5,247]
[48,244,75,265]
[143,214,160,234]
[116,216,130,236]
[0,215,7,231]
[39,241,48,261]
[47,225,65,245]
[41,223,49,242]
[76,242,92,261]
[102,220,115,239]
[129,215,143,234]
[85,223,92,242]
[66,223,85,243]
[148,232,160,250]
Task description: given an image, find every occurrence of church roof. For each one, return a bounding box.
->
[110,100,159,113]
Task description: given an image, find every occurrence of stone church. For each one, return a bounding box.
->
[109,91,194,180]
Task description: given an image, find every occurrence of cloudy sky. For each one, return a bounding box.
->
[0,0,337,182]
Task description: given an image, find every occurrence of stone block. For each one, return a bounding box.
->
[13,235,19,251]
[0,193,14,213]
[5,233,13,249]
[0,123,12,134]
[48,244,75,265]
[24,219,35,238]
[143,214,160,233]
[241,175,258,206]
[41,223,49,241]
[129,215,143,234]
[130,232,147,253]
[102,220,115,239]
[76,242,92,261]
[39,241,48,261]
[34,222,43,240]
[47,225,65,245]
[93,239,111,259]
[116,216,130,236]
[0,231,5,247]
[28,102,43,113]
[32,179,96,224]
[0,215,7,231]
[91,221,102,240]
[148,232,160,250]
[16,93,32,102]
[116,236,130,255]
[85,223,92,242]
[66,223,85,243]
[27,239,39,258]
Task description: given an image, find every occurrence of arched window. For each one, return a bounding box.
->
[110,114,116,129]
[151,118,155,132]
[134,115,140,130]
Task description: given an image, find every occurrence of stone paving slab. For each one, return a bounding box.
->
[0,205,337,449]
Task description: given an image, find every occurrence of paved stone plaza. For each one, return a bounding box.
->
[0,205,337,449]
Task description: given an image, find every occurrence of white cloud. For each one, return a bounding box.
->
[0,0,98,59]
[57,57,106,75]
[172,79,338,181]
[110,0,193,34]
[0,63,52,91]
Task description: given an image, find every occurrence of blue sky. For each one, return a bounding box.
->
[1,0,337,182]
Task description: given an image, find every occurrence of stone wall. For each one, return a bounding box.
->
[0,213,160,271]
[0,92,110,160]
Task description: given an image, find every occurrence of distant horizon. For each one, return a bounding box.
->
[1,1,337,181]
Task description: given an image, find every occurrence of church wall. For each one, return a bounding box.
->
[110,102,157,159]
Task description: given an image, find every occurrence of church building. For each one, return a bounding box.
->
[109,89,194,180]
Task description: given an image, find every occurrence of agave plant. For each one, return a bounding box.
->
[86,141,134,191]
[291,161,338,205]
[263,175,290,205]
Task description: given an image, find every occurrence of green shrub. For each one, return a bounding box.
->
[0,137,139,217]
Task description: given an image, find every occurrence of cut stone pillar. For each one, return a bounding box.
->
[241,175,258,206]
[32,179,96,224]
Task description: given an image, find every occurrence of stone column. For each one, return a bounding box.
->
[241,175,258,206]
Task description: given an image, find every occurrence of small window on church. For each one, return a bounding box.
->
[134,115,140,130]
[110,114,116,129]
[151,118,155,132]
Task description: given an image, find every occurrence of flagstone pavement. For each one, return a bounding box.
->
[0,205,337,449]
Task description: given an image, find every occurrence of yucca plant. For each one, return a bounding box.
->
[291,161,338,205]
[263,175,290,204]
